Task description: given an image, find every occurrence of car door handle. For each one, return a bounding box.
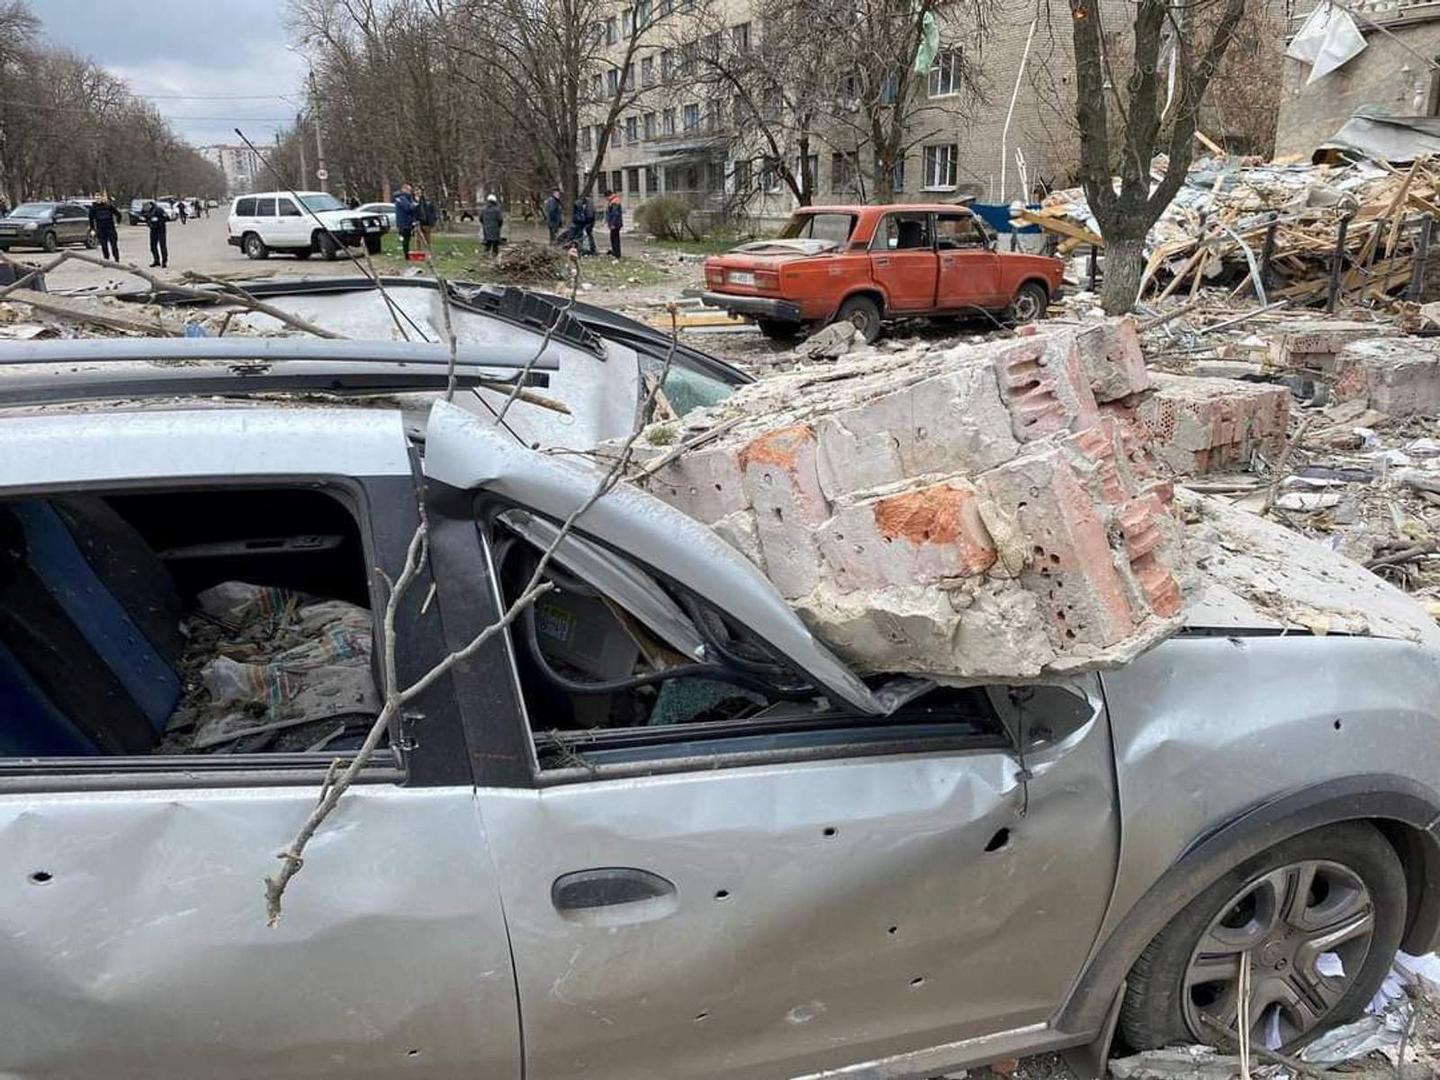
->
[552,867,677,912]
[874,256,890,267]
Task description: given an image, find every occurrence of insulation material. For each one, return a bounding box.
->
[626,320,1185,680]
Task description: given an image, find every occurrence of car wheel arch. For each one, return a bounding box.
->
[832,286,887,321]
[1016,274,1055,300]
[1053,773,1440,1037]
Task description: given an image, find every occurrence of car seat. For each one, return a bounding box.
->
[896,219,926,250]
[0,498,184,755]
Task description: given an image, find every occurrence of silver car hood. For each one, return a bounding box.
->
[423,400,887,714]
[1182,491,1440,646]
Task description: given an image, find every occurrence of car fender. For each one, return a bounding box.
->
[833,283,889,320]
[1055,772,1440,1034]
[1013,274,1057,303]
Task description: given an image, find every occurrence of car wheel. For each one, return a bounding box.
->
[317,232,340,261]
[1010,282,1049,324]
[364,234,383,255]
[1120,822,1406,1054]
[83,232,97,250]
[41,230,58,253]
[243,233,269,260]
[835,296,882,344]
[756,318,801,341]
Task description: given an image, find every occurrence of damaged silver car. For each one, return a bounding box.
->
[3,290,1440,1080]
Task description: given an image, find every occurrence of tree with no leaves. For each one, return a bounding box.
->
[1068,0,1248,313]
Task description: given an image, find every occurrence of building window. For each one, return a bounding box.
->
[606,16,618,43]
[929,48,961,97]
[830,151,860,194]
[892,156,906,193]
[705,32,720,57]
[626,116,639,143]
[645,165,659,193]
[732,159,752,193]
[683,103,700,131]
[643,111,657,139]
[800,153,818,193]
[680,41,697,77]
[581,127,593,152]
[661,49,673,80]
[595,124,606,151]
[641,56,654,86]
[592,73,603,100]
[607,69,619,95]
[732,22,751,51]
[706,161,725,192]
[663,108,676,135]
[627,166,641,194]
[878,70,899,105]
[837,72,858,109]
[761,87,780,121]
[622,8,633,36]
[624,63,635,91]
[761,158,783,194]
[611,169,623,194]
[659,0,672,15]
[637,0,652,25]
[707,98,724,132]
[923,143,958,189]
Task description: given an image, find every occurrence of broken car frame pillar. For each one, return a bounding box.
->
[1260,214,1278,292]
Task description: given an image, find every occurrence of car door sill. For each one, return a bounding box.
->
[790,1022,1089,1079]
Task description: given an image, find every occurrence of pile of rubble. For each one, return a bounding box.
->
[1026,154,1440,305]
[630,319,1201,680]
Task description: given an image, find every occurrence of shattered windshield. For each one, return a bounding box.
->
[9,203,53,218]
[300,193,347,213]
[779,212,857,245]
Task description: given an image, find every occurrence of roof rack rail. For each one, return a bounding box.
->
[0,337,565,371]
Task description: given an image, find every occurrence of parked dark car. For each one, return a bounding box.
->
[0,201,96,252]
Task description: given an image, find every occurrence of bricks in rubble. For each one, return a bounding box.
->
[630,319,1186,680]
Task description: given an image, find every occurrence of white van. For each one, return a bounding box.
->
[226,191,388,260]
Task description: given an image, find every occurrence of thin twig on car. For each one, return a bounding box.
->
[494,246,583,426]
[423,264,461,403]
[0,248,343,339]
[263,304,685,926]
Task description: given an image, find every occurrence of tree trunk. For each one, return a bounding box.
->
[1099,231,1146,315]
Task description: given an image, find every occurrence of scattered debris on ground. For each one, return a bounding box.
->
[1031,154,1440,306]
[490,240,567,284]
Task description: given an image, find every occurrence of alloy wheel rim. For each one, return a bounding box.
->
[1182,859,1375,1049]
[1014,293,1039,321]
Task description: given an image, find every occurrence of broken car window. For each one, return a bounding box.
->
[0,488,383,759]
[871,213,933,252]
[936,213,987,249]
[779,212,857,246]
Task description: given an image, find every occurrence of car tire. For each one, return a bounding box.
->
[83,232,97,250]
[756,319,801,341]
[835,295,882,344]
[41,230,58,253]
[317,232,340,261]
[243,233,269,260]
[364,234,383,255]
[1120,822,1406,1054]
[1010,281,1049,324]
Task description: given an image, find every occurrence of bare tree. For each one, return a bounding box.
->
[1067,0,1248,313]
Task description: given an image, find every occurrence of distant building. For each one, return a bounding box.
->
[199,144,262,195]
[577,0,1090,226]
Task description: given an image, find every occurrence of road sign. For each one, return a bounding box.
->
[315,168,329,181]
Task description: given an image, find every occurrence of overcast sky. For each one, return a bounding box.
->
[37,0,308,148]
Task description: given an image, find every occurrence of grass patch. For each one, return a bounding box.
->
[369,233,674,289]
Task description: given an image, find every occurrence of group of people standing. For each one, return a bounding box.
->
[391,182,441,258]
[543,187,624,258]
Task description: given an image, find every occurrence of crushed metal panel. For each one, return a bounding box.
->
[477,677,1117,1079]
[423,400,883,714]
[0,785,520,1079]
[0,407,413,491]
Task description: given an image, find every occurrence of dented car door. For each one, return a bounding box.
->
[422,402,1122,1080]
[868,211,938,312]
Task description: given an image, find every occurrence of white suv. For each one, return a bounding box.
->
[227,191,389,261]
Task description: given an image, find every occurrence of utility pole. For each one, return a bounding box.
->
[296,112,309,189]
[309,68,328,194]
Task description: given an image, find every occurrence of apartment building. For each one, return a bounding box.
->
[198,144,262,196]
[579,0,1090,225]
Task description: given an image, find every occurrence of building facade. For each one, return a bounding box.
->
[198,144,262,196]
[578,0,1090,225]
